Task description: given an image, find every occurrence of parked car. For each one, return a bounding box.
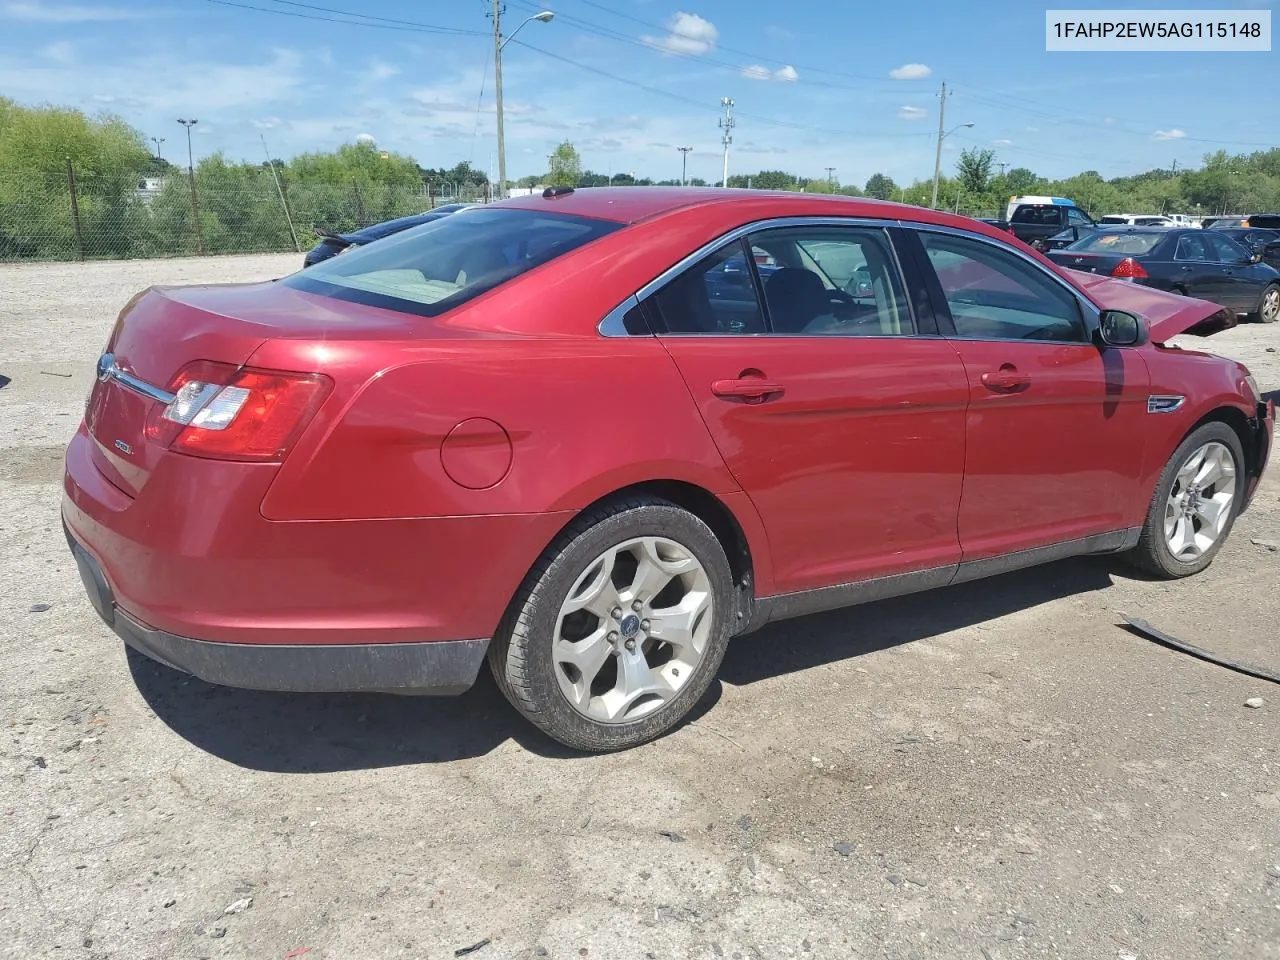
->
[975,216,1012,233]
[1207,214,1280,230]
[1005,196,1097,250]
[64,188,1273,752]
[1099,215,1176,227]
[302,202,475,267]
[1213,227,1280,270]
[1040,224,1101,252]
[1046,226,1280,323]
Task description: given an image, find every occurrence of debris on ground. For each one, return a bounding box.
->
[1251,538,1280,552]
[223,896,253,915]
[658,830,684,843]
[833,841,855,857]
[28,603,52,613]
[1121,616,1280,684]
[1245,697,1265,709]
[454,938,491,957]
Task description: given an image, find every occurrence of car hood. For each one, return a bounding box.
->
[1066,269,1238,341]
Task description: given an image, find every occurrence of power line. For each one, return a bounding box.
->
[199,0,485,35]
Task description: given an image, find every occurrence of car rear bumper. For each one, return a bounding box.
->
[65,519,489,694]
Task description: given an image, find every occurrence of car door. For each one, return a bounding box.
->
[1171,232,1228,302]
[905,227,1151,562]
[1204,232,1266,311]
[644,221,970,595]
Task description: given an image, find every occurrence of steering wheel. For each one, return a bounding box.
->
[825,288,878,326]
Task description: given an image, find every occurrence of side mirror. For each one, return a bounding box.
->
[1098,309,1148,347]
[1248,252,1262,264]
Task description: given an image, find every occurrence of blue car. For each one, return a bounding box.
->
[303,203,475,267]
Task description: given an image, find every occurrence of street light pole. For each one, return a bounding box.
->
[719,97,735,188]
[176,118,203,255]
[677,146,691,186]
[493,5,553,202]
[150,136,165,160]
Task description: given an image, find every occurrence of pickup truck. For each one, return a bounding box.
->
[1005,196,1097,250]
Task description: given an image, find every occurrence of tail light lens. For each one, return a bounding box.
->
[1111,257,1149,279]
[145,361,332,462]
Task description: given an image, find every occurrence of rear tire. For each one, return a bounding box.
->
[1252,283,1280,323]
[1123,422,1245,579]
[489,495,735,752]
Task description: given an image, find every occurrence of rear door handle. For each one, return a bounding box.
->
[711,376,785,402]
[980,364,1030,393]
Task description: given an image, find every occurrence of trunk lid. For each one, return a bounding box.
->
[85,280,422,498]
[1046,250,1126,275]
[1067,270,1238,341]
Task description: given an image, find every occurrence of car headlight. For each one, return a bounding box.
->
[1244,374,1261,403]
[336,242,359,255]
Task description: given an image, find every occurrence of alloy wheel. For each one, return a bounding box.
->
[552,536,713,724]
[1163,441,1236,561]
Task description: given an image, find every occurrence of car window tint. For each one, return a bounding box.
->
[1174,234,1213,262]
[1067,208,1092,226]
[1069,231,1162,255]
[1206,232,1250,262]
[283,208,620,317]
[650,240,767,335]
[920,231,1086,343]
[748,226,915,336]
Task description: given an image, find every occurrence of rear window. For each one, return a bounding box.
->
[1011,205,1065,225]
[284,208,621,317]
[1065,231,1163,255]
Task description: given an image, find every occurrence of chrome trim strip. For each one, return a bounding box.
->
[96,353,175,404]
[1147,394,1186,414]
[597,294,642,338]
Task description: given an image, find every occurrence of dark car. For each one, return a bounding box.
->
[1040,224,1101,252]
[1008,200,1096,250]
[302,203,475,267]
[1047,226,1280,323]
[1213,227,1280,269]
[1207,214,1280,231]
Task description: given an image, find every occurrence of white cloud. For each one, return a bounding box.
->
[1153,128,1186,140]
[1104,116,1117,124]
[196,125,214,135]
[365,60,399,83]
[898,105,926,120]
[355,132,376,145]
[889,62,931,80]
[742,64,798,81]
[1025,126,1040,133]
[40,40,74,65]
[1,0,141,21]
[765,25,794,40]
[993,138,1014,146]
[642,12,719,56]
[252,117,283,130]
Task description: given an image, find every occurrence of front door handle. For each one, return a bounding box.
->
[980,364,1030,393]
[711,374,785,402]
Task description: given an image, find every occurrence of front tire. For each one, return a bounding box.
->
[1252,283,1280,324]
[489,495,735,752]
[1123,422,1245,578]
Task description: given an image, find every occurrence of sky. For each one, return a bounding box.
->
[0,0,1275,188]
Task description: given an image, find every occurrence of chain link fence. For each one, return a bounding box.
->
[0,164,493,263]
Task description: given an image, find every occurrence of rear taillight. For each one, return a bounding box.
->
[1111,257,1149,279]
[144,360,332,462]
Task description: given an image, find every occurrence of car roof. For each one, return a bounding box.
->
[493,186,923,225]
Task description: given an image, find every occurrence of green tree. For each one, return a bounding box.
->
[864,173,897,200]
[1003,167,1042,196]
[547,141,582,188]
[956,148,995,195]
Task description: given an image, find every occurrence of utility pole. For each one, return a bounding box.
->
[1172,158,1178,174]
[492,0,506,202]
[677,145,692,186]
[997,160,1007,177]
[177,118,203,255]
[825,166,836,190]
[491,5,554,203]
[150,136,165,161]
[719,97,735,188]
[930,81,948,209]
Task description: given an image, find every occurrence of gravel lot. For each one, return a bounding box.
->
[2,254,1279,960]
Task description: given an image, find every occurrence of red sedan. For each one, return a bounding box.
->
[63,188,1274,752]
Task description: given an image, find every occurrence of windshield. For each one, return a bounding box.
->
[1065,231,1163,255]
[285,208,621,317]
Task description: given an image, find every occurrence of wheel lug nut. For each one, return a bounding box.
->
[608,631,619,642]
[611,608,622,620]
[631,600,642,612]
[624,639,636,652]
[640,619,651,631]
